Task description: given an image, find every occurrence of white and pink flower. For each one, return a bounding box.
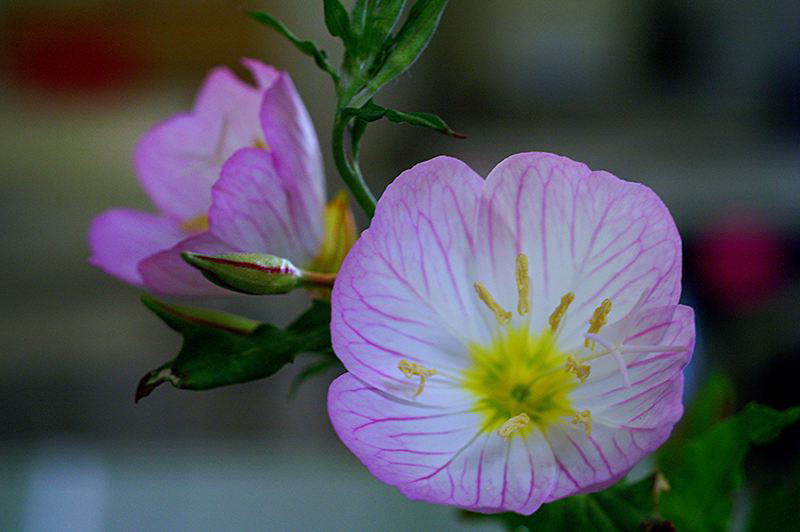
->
[328,152,694,514]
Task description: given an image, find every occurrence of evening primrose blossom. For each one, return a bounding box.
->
[328,153,694,514]
[89,59,354,295]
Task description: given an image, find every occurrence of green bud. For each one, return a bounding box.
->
[182,252,305,295]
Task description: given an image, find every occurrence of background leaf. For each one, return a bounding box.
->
[363,0,447,96]
[248,11,339,81]
[135,297,332,401]
[659,402,800,532]
[324,0,353,47]
[344,101,463,137]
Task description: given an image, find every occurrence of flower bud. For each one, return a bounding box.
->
[181,252,305,295]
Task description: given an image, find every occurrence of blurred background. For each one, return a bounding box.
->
[1,1,798,530]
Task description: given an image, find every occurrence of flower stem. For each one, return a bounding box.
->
[332,110,376,218]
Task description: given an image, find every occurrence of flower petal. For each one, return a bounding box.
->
[475,153,682,342]
[209,147,318,265]
[135,62,274,222]
[571,305,694,429]
[137,232,237,296]
[88,209,185,285]
[328,373,557,514]
[331,157,487,405]
[259,72,325,254]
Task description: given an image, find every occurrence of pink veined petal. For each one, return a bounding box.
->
[331,156,488,406]
[328,373,558,514]
[571,305,695,429]
[209,147,318,265]
[135,62,272,222]
[543,418,675,502]
[88,208,186,285]
[137,232,237,296]
[259,72,325,254]
[475,152,682,344]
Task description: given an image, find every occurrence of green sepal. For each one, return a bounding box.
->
[248,11,339,82]
[135,297,332,401]
[351,0,405,61]
[344,101,464,137]
[181,252,303,296]
[363,0,447,95]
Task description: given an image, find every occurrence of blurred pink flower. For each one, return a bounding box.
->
[89,59,349,295]
[328,153,694,514]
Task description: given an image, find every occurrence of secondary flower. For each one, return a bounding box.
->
[328,153,694,514]
[89,59,354,295]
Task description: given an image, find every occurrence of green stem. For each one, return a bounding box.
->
[332,110,376,218]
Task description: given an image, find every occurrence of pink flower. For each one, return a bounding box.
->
[89,59,351,295]
[327,153,695,514]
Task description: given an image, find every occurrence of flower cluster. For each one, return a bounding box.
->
[90,59,694,516]
[89,59,354,296]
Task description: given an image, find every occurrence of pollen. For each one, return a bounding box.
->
[548,292,575,332]
[565,356,590,383]
[571,409,593,438]
[474,281,512,325]
[585,298,612,349]
[497,413,530,439]
[515,253,530,316]
[397,359,436,397]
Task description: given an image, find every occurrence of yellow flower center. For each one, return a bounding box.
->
[459,253,617,439]
[462,326,577,437]
[307,191,357,275]
[180,214,209,233]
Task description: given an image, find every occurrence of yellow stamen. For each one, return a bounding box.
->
[397,359,436,397]
[571,409,592,438]
[515,253,530,315]
[252,137,269,150]
[548,292,575,332]
[585,299,612,349]
[474,282,512,325]
[497,413,530,439]
[565,356,590,383]
[180,214,209,233]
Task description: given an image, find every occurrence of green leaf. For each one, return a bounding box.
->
[324,0,352,46]
[248,11,339,82]
[363,0,447,95]
[657,371,735,470]
[344,101,464,137]
[659,403,800,532]
[748,460,800,531]
[135,297,332,401]
[355,0,406,60]
[465,476,666,532]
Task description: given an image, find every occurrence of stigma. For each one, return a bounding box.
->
[497,413,530,439]
[397,359,436,397]
[571,409,593,438]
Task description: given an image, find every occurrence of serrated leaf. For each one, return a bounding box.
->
[324,0,352,46]
[344,101,464,137]
[659,403,800,532]
[248,11,338,81]
[136,297,332,401]
[364,0,447,95]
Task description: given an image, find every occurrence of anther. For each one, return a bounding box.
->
[397,359,436,397]
[571,409,593,438]
[549,292,575,332]
[515,253,530,316]
[498,413,530,439]
[253,137,268,150]
[585,299,612,349]
[565,356,590,383]
[474,282,512,325]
